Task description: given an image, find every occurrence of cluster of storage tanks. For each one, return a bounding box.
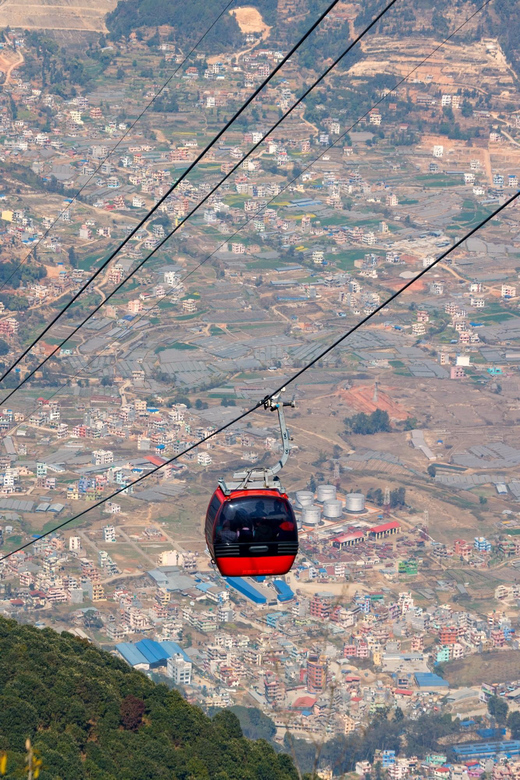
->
[294,485,366,528]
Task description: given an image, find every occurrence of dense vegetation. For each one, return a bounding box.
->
[0,258,46,291]
[286,709,465,775]
[22,32,115,97]
[0,617,299,779]
[106,0,244,51]
[344,408,392,435]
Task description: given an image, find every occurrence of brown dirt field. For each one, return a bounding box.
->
[443,650,520,686]
[0,49,23,82]
[0,0,117,32]
[230,6,270,37]
[385,278,428,294]
[338,385,409,421]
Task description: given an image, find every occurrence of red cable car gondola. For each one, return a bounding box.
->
[205,392,298,577]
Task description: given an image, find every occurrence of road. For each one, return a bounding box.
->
[500,128,520,149]
[149,520,187,554]
[78,529,102,557]
[3,48,23,84]
[289,422,349,450]
[118,526,158,568]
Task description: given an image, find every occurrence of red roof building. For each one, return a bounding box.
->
[368,520,401,539]
[332,531,365,549]
[292,696,317,710]
[144,455,167,467]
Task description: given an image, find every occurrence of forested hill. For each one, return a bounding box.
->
[107,0,263,49]
[0,617,298,780]
[106,0,281,48]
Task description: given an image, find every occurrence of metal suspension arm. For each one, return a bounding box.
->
[264,390,295,475]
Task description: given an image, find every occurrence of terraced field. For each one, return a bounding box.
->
[0,0,117,31]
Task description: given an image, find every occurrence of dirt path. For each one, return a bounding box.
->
[500,128,520,149]
[289,422,348,449]
[0,47,24,84]
[118,526,158,568]
[227,6,271,64]
[300,112,319,137]
[481,147,493,185]
[439,262,467,282]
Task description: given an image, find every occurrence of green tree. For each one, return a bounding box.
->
[345,409,391,435]
[508,710,520,738]
[488,695,508,724]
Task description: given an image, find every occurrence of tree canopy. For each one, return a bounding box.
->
[0,617,299,779]
[345,409,392,435]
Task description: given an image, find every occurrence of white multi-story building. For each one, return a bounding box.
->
[93,450,113,466]
[167,655,192,685]
[69,536,81,552]
[164,270,179,287]
[103,525,116,543]
[104,502,121,514]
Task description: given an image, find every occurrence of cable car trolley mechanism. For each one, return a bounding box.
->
[205,390,298,577]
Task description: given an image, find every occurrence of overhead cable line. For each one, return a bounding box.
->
[0,0,238,295]
[2,186,519,562]
[0,0,401,404]
[62,0,492,383]
[0,0,352,391]
[0,0,494,451]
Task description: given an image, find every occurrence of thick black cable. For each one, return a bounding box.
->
[0,0,349,388]
[0,0,492,426]
[0,0,237,295]
[2,188,518,562]
[0,0,400,404]
[69,0,492,378]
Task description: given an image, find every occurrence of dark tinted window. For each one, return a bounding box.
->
[216,496,296,544]
[207,495,221,525]
[206,494,222,538]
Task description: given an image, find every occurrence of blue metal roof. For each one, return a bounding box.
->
[414,672,449,688]
[453,740,520,759]
[160,641,191,664]
[116,643,149,667]
[135,638,169,664]
[116,640,191,667]
[196,582,214,592]
[273,580,294,602]
[225,577,266,604]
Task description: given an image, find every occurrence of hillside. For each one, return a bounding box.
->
[356,0,520,77]
[0,617,299,780]
[0,0,117,32]
[106,0,242,48]
[105,0,279,48]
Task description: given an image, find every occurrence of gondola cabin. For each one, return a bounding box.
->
[205,481,298,577]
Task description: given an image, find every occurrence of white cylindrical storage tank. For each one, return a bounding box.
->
[323,499,343,519]
[317,484,336,503]
[296,490,314,508]
[302,504,321,527]
[345,493,365,513]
